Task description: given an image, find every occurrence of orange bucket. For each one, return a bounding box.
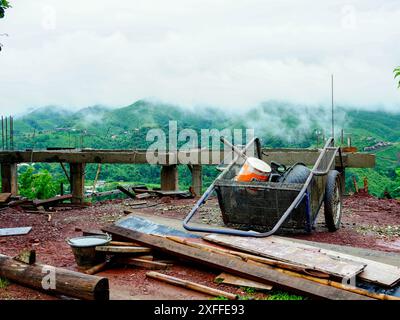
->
[235,157,271,182]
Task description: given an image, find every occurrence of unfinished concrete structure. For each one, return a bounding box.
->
[0,148,375,203]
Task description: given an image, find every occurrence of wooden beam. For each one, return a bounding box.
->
[33,194,72,207]
[160,165,178,191]
[1,163,18,195]
[102,224,372,300]
[70,163,85,204]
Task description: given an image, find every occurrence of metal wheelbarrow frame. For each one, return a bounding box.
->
[183,137,344,237]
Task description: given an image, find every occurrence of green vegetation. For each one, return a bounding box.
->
[265,290,305,300]
[19,166,67,200]
[394,67,400,88]
[0,277,10,289]
[0,0,11,19]
[2,100,399,199]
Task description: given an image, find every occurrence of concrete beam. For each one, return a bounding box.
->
[0,149,375,168]
[70,163,85,204]
[160,165,178,191]
[1,163,18,195]
[189,165,202,197]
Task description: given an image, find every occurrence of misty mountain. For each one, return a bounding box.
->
[9,100,400,197]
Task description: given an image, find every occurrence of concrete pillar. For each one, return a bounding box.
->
[190,165,202,197]
[70,163,85,204]
[1,163,18,195]
[160,165,178,191]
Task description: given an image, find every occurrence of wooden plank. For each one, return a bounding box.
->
[215,272,273,291]
[272,236,400,287]
[118,258,170,270]
[117,186,136,199]
[33,194,72,206]
[204,234,366,279]
[0,193,11,203]
[0,227,32,237]
[102,224,372,300]
[95,245,152,254]
[146,271,237,300]
[166,236,330,277]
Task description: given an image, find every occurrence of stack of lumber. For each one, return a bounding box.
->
[103,224,400,300]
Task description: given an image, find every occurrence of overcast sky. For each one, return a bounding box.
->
[1,0,400,114]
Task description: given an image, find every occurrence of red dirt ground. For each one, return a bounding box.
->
[0,194,399,300]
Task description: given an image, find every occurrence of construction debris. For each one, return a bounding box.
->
[215,272,273,291]
[13,249,36,265]
[102,224,372,300]
[0,193,11,203]
[95,245,152,254]
[119,258,171,270]
[117,185,136,199]
[32,194,73,207]
[146,271,237,300]
[204,234,366,280]
[0,227,32,237]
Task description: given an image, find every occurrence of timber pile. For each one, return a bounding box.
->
[103,224,400,300]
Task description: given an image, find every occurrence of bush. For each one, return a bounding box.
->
[19,167,60,199]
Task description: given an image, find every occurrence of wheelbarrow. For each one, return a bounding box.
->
[183,137,344,237]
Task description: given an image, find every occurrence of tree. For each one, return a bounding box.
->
[19,167,60,200]
[0,0,11,19]
[394,67,400,88]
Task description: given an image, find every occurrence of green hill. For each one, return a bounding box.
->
[6,100,400,198]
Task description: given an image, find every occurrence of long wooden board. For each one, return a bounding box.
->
[95,245,151,253]
[102,224,372,300]
[272,236,400,287]
[204,234,366,279]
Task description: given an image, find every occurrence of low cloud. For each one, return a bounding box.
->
[1,0,400,113]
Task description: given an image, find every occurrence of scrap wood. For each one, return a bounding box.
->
[215,272,273,291]
[109,240,142,247]
[119,258,170,270]
[0,227,32,237]
[33,194,72,207]
[129,201,148,206]
[266,262,399,301]
[117,185,136,199]
[0,253,109,300]
[13,249,36,265]
[136,193,152,199]
[95,245,152,254]
[271,236,400,287]
[0,193,12,203]
[84,261,109,275]
[146,271,237,300]
[102,224,372,300]
[166,236,330,278]
[204,234,366,280]
[7,198,31,207]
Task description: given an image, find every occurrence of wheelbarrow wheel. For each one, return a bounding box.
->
[324,170,343,232]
